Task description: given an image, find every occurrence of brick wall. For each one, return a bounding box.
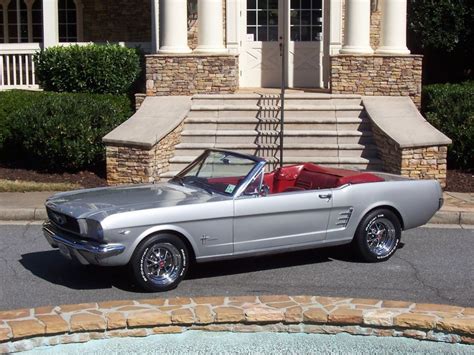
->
[371,124,448,187]
[145,54,238,96]
[330,55,423,107]
[82,0,151,42]
[106,122,184,185]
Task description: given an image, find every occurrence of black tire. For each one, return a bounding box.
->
[352,209,401,262]
[130,233,189,292]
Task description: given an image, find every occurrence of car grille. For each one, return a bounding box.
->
[46,207,80,234]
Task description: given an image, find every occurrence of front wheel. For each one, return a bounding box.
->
[130,234,189,292]
[352,209,401,262]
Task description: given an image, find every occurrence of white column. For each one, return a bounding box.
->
[329,0,343,55]
[42,0,59,48]
[340,0,373,54]
[225,0,239,54]
[376,0,410,54]
[195,0,226,53]
[158,0,191,53]
[151,0,159,53]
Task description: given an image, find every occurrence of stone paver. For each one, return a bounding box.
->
[328,309,364,325]
[194,305,214,324]
[36,315,69,334]
[70,313,106,332]
[127,311,171,328]
[171,309,195,324]
[214,307,245,323]
[303,309,328,323]
[393,313,437,329]
[106,313,127,330]
[7,319,45,338]
[1,295,473,352]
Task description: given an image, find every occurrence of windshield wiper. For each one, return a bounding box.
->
[193,182,214,195]
[170,176,185,186]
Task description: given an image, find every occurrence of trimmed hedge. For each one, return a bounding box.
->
[34,44,141,94]
[422,81,474,171]
[1,91,132,171]
[0,91,45,150]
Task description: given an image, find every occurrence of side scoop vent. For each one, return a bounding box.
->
[336,208,354,227]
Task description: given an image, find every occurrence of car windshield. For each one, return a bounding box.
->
[170,151,260,196]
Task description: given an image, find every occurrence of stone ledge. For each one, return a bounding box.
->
[363,96,451,149]
[0,296,473,352]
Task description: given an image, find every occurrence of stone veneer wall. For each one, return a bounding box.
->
[331,55,423,107]
[146,54,238,96]
[371,125,448,187]
[134,94,146,111]
[106,122,184,185]
[82,0,151,42]
[370,8,382,48]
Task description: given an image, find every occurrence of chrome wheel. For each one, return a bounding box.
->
[366,218,397,257]
[143,243,182,286]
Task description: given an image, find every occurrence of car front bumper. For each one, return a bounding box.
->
[43,222,125,266]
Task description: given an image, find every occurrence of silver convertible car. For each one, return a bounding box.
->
[43,149,443,291]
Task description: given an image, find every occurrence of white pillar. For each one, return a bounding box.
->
[195,0,226,53]
[151,0,159,53]
[42,0,59,48]
[329,0,343,55]
[340,0,373,54]
[376,0,410,54]
[225,0,239,54]
[158,0,191,53]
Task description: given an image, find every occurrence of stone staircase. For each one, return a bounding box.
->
[160,93,382,179]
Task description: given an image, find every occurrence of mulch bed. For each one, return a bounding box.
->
[0,165,106,189]
[446,170,474,193]
[0,165,472,192]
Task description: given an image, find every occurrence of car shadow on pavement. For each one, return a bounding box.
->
[187,245,358,280]
[19,250,138,292]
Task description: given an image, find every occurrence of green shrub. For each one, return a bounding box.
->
[4,91,132,171]
[34,44,141,94]
[0,91,46,150]
[422,82,474,171]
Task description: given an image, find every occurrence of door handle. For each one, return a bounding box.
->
[318,193,332,200]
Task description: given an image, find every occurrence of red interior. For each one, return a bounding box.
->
[204,164,383,194]
[266,163,384,194]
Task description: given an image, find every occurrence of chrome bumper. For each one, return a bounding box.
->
[43,222,125,265]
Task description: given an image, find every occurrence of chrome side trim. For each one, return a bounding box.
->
[43,222,125,259]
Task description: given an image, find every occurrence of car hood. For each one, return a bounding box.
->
[45,182,228,220]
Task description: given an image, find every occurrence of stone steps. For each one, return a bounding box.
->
[172,142,379,158]
[180,129,374,144]
[158,93,381,180]
[164,156,383,179]
[184,116,371,131]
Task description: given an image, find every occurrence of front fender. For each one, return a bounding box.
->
[122,224,200,264]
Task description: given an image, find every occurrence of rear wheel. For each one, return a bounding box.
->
[130,234,189,292]
[353,209,401,262]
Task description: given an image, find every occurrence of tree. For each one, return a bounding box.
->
[408,0,473,83]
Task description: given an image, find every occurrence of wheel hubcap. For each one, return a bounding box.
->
[366,218,397,257]
[143,243,182,286]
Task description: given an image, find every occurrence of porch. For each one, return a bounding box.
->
[0,0,416,95]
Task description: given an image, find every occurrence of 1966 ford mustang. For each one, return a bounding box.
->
[43,149,443,291]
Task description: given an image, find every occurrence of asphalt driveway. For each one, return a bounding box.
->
[0,224,472,310]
